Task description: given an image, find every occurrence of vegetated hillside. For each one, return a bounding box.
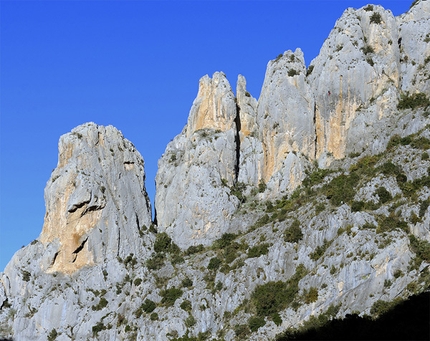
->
[1,118,429,341]
[1,1,430,340]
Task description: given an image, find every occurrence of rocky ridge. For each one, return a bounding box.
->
[1,1,430,340]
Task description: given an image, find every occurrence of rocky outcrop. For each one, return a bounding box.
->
[155,72,240,248]
[155,2,430,247]
[0,123,154,340]
[1,2,430,341]
[40,123,153,273]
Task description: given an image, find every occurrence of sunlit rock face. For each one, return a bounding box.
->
[308,2,430,164]
[1,2,430,341]
[40,122,152,273]
[155,72,240,249]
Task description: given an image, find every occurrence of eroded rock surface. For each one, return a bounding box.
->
[1,2,430,341]
[155,72,240,248]
[40,123,153,273]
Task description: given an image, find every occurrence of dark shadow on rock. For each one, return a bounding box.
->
[277,291,430,340]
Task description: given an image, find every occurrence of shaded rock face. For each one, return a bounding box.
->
[40,123,152,273]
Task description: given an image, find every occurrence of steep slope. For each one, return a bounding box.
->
[1,1,430,341]
[155,0,430,247]
[0,123,154,339]
[155,72,241,248]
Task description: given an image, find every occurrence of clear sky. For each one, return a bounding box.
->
[0,0,412,271]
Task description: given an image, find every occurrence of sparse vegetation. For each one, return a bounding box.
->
[397,92,430,110]
[47,328,58,341]
[284,219,303,243]
[160,287,183,307]
[247,243,270,258]
[251,264,307,319]
[361,45,374,55]
[288,69,299,77]
[370,12,382,24]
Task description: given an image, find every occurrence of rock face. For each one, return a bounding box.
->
[155,72,240,248]
[40,123,153,273]
[1,2,430,341]
[155,0,430,247]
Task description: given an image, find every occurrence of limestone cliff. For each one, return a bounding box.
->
[40,123,152,274]
[155,72,240,248]
[1,2,430,341]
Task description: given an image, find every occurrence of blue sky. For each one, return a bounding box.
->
[0,0,411,270]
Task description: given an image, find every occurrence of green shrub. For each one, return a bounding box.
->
[306,65,314,76]
[234,324,250,338]
[47,329,58,341]
[252,281,289,316]
[364,4,374,11]
[141,299,156,313]
[133,278,142,286]
[324,173,359,206]
[154,232,178,253]
[397,92,430,110]
[370,299,399,318]
[185,244,204,255]
[310,239,333,261]
[302,168,330,188]
[258,181,267,193]
[303,287,319,304]
[181,277,193,288]
[207,257,222,271]
[272,312,283,326]
[92,322,105,337]
[213,233,237,249]
[288,69,299,77]
[146,252,166,270]
[185,314,196,327]
[351,201,365,212]
[419,199,430,217]
[231,182,247,203]
[180,300,192,312]
[379,161,402,176]
[160,287,183,307]
[284,219,303,243]
[150,312,159,321]
[248,243,270,258]
[251,264,307,316]
[248,315,266,332]
[21,270,31,282]
[361,45,374,54]
[123,253,137,267]
[315,202,326,214]
[370,12,382,24]
[375,186,392,203]
[92,297,108,311]
[224,242,240,264]
[411,137,430,150]
[409,235,430,263]
[252,214,271,229]
[377,213,408,234]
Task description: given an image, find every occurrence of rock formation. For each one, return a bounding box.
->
[1,2,430,340]
[40,123,153,273]
[155,72,240,248]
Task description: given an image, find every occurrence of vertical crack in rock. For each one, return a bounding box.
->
[234,102,242,182]
[135,213,140,232]
[313,102,318,160]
